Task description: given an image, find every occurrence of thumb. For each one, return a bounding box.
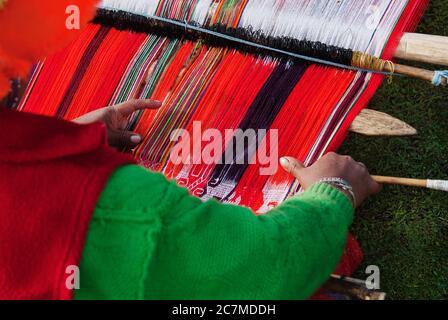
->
[280,157,305,179]
[108,129,143,151]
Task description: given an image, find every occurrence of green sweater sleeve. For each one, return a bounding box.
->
[76,165,353,300]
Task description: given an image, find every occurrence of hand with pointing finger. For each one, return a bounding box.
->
[280,152,381,208]
[74,99,162,151]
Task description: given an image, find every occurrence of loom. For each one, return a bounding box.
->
[12,0,445,299]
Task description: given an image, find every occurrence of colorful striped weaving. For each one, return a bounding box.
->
[16,0,429,276]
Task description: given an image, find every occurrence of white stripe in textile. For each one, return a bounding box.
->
[191,0,214,25]
[98,0,408,56]
[99,0,159,15]
[239,0,408,55]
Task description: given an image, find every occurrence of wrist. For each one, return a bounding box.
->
[316,177,356,208]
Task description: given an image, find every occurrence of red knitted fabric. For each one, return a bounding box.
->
[0,108,134,300]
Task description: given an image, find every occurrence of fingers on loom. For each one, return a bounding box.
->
[280,157,305,176]
[115,99,162,116]
[110,130,143,150]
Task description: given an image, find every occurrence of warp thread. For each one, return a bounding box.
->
[93,8,354,66]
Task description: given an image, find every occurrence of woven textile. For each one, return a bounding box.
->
[17,0,429,276]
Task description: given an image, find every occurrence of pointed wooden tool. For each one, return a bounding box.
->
[349,109,417,136]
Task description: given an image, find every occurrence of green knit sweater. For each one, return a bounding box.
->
[75,165,353,300]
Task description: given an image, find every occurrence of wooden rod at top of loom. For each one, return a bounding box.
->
[395,33,448,66]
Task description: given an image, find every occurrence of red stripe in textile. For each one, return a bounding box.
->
[19,24,101,116]
[57,26,111,117]
[235,66,355,210]
[63,29,147,120]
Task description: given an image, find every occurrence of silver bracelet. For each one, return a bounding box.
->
[318,177,356,208]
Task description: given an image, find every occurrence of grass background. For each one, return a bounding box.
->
[340,1,448,299]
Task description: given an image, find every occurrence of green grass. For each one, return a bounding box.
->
[340,1,448,300]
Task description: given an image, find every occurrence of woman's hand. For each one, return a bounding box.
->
[280,153,381,207]
[74,99,161,150]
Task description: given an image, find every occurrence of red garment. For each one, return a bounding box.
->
[0,108,134,300]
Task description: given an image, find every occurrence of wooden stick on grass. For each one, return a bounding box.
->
[381,61,447,86]
[322,275,386,300]
[372,176,448,192]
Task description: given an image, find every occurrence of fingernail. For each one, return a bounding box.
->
[280,157,290,167]
[130,135,142,144]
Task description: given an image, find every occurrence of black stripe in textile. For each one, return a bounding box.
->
[204,62,307,201]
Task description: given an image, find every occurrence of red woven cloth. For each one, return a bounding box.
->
[0,108,134,300]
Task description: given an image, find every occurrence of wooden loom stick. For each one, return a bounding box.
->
[352,52,446,86]
[372,176,448,192]
[322,275,386,300]
[395,33,448,66]
[384,62,446,85]
[348,109,417,136]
